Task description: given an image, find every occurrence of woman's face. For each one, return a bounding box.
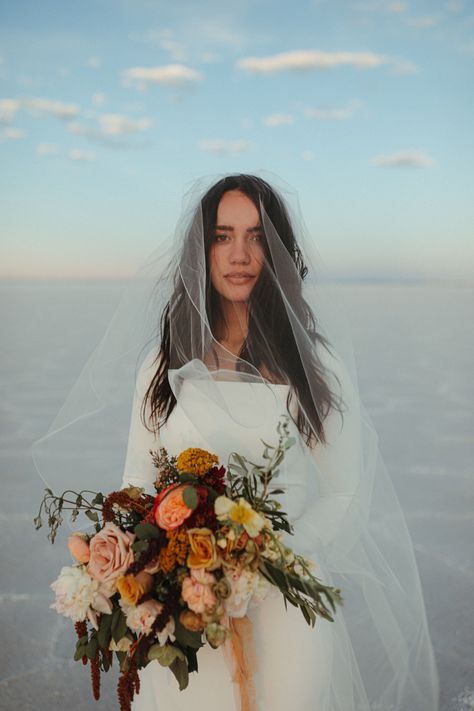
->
[209,189,265,303]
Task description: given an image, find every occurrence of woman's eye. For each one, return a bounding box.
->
[214,234,230,242]
[250,234,263,242]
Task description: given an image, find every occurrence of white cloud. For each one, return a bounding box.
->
[25,97,80,120]
[371,151,434,168]
[406,15,442,28]
[67,113,152,145]
[199,139,250,155]
[123,64,202,89]
[391,59,418,74]
[98,114,152,135]
[92,92,106,106]
[237,50,389,74]
[1,126,24,140]
[199,51,220,64]
[388,2,408,12]
[304,102,359,120]
[36,143,59,156]
[446,0,463,12]
[302,150,314,161]
[87,56,102,69]
[129,29,188,60]
[69,148,96,161]
[0,98,21,123]
[161,39,187,62]
[264,113,294,127]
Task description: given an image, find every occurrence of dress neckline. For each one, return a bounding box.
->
[167,368,289,389]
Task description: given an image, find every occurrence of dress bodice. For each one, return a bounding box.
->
[157,377,310,523]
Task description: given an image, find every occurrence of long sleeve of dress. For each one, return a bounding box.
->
[291,348,363,555]
[120,351,160,494]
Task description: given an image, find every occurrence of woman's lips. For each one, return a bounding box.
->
[224,274,255,285]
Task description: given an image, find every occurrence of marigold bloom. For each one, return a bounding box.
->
[159,527,189,573]
[176,448,219,476]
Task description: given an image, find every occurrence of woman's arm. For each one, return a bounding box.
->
[291,349,363,553]
[120,349,160,494]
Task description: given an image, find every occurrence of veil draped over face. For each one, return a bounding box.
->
[32,172,439,711]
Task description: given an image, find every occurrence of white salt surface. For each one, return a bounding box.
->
[0,281,472,710]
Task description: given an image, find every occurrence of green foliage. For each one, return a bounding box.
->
[174,616,204,650]
[33,487,105,544]
[111,607,128,643]
[97,611,113,650]
[182,486,199,510]
[134,522,161,539]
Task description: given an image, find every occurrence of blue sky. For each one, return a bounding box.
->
[1,0,472,281]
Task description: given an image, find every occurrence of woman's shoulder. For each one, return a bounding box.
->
[134,346,161,392]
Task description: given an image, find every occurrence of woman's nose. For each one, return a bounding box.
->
[229,236,251,263]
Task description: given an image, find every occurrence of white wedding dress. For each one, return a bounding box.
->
[120,355,348,711]
[120,349,439,711]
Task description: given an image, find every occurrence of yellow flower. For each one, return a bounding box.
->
[187,528,220,570]
[176,448,219,476]
[214,496,265,538]
[117,571,153,605]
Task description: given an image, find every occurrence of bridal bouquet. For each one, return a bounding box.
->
[34,416,343,711]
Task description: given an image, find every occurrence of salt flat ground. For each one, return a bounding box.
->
[0,281,472,711]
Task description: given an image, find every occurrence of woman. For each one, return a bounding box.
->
[118,174,440,710]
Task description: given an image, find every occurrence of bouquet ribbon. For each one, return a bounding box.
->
[223,615,258,711]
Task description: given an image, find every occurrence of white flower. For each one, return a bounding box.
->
[119,598,163,635]
[50,565,99,622]
[214,496,265,537]
[223,569,272,618]
[156,615,176,646]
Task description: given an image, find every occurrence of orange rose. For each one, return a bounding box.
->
[154,485,193,531]
[187,528,219,570]
[67,532,90,564]
[117,571,153,605]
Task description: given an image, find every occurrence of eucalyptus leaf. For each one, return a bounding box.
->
[174,617,204,650]
[85,510,99,523]
[86,636,98,660]
[97,611,113,649]
[132,539,150,555]
[134,522,161,540]
[111,609,128,643]
[148,644,186,667]
[74,645,87,661]
[169,656,190,691]
[183,486,198,510]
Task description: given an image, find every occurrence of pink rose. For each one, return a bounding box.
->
[182,568,217,614]
[67,532,90,564]
[87,522,135,585]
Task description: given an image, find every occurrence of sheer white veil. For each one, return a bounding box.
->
[31,171,439,711]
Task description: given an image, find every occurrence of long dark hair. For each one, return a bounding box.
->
[142,174,344,447]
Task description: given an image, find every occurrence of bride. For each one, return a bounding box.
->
[117,174,440,710]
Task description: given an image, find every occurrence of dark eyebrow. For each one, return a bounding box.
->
[215,224,262,233]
